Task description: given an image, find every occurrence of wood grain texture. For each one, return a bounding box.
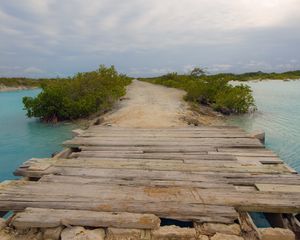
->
[13,208,161,229]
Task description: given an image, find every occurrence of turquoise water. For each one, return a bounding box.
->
[0,89,75,182]
[1,81,299,183]
[228,80,300,172]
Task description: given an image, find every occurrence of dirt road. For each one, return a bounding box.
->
[103,80,221,128]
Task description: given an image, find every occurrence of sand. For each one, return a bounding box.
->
[102,80,222,128]
[0,84,36,92]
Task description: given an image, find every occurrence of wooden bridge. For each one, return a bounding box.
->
[0,125,300,238]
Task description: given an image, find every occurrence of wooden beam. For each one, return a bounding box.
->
[12,208,161,229]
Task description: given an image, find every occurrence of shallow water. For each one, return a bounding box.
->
[0,89,75,181]
[228,80,300,172]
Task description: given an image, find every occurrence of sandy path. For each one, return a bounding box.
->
[103,80,188,128]
[103,80,220,128]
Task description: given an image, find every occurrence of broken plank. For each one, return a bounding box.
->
[0,200,238,223]
[13,208,161,229]
[255,184,300,193]
[226,174,300,186]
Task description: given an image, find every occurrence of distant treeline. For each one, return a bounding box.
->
[210,70,300,81]
[23,66,132,122]
[1,70,299,88]
[0,77,62,88]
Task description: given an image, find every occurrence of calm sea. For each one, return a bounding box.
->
[0,89,75,182]
[228,80,300,172]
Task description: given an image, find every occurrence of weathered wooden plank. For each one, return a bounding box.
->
[235,186,257,192]
[15,167,227,181]
[84,126,242,130]
[15,160,299,185]
[217,147,275,153]
[13,208,161,229]
[255,184,300,193]
[78,133,250,138]
[64,158,186,165]
[15,167,298,185]
[66,136,261,144]
[74,136,253,141]
[86,126,243,132]
[80,146,217,153]
[64,137,263,148]
[1,182,300,213]
[55,158,289,172]
[39,175,235,189]
[6,202,237,224]
[71,152,236,161]
[16,158,291,175]
[0,188,238,222]
[226,174,300,186]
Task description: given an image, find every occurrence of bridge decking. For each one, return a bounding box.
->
[1,125,300,231]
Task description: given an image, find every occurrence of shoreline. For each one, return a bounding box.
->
[0,85,38,93]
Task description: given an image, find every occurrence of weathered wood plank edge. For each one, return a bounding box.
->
[12,207,161,229]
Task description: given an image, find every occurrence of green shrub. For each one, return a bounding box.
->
[213,84,256,114]
[140,73,256,114]
[185,78,228,103]
[23,65,131,122]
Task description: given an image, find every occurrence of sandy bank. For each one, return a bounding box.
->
[0,84,37,92]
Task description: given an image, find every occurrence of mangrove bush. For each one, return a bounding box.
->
[140,71,255,114]
[23,65,131,122]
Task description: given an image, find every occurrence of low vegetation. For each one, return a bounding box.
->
[0,77,40,87]
[3,67,299,119]
[139,70,256,114]
[0,77,60,88]
[210,70,300,81]
[23,65,131,122]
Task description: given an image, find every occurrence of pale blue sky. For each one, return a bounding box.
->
[0,0,300,77]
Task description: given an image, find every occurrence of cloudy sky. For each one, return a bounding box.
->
[1,0,300,77]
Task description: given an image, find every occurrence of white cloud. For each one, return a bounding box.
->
[0,0,299,76]
[2,0,300,53]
